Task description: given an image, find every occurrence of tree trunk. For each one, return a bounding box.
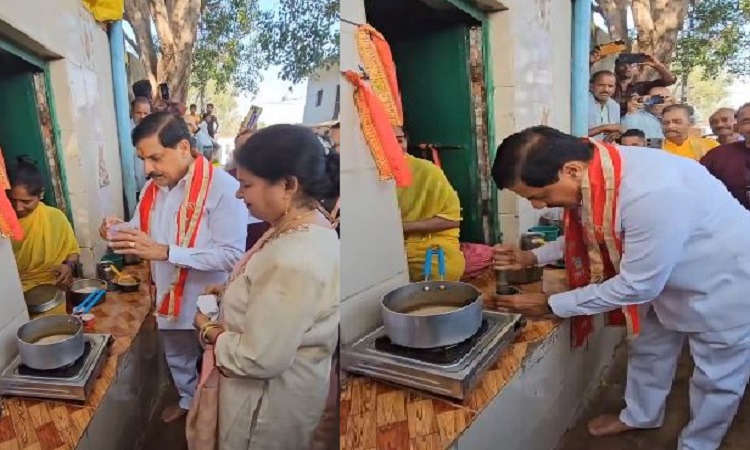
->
[125,0,201,102]
[597,0,631,48]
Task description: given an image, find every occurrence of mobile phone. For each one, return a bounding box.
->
[646,138,664,149]
[617,53,648,65]
[644,95,665,106]
[158,83,170,100]
[595,40,626,58]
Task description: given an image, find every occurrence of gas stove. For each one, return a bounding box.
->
[0,333,112,401]
[341,310,523,400]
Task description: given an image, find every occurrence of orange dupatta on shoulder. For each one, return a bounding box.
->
[564,141,640,347]
[0,147,23,240]
[139,155,214,319]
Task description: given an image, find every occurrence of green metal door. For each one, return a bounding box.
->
[0,72,57,207]
[392,24,484,242]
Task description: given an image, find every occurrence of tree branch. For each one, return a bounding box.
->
[124,34,140,54]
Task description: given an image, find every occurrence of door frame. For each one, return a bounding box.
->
[444,0,499,243]
[0,37,73,221]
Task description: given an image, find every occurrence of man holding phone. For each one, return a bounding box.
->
[613,53,677,117]
[621,86,672,139]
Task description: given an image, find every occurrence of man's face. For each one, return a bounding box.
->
[206,105,214,114]
[190,106,197,115]
[646,87,672,117]
[709,109,736,139]
[393,126,407,152]
[136,135,193,188]
[329,127,340,154]
[615,62,638,79]
[735,107,750,143]
[662,108,691,144]
[591,74,616,103]
[510,162,585,209]
[133,103,151,124]
[8,185,42,218]
[620,136,646,147]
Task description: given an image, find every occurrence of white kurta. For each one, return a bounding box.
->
[126,167,246,409]
[214,225,340,450]
[127,168,247,330]
[532,146,750,449]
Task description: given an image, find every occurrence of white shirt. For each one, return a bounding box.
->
[534,146,750,333]
[127,168,247,329]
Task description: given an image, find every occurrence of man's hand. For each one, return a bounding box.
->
[643,52,661,68]
[99,216,124,240]
[604,132,622,143]
[53,264,74,289]
[493,244,536,271]
[109,228,169,262]
[486,292,552,317]
[627,94,642,115]
[590,48,603,66]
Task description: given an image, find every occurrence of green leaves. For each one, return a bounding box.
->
[190,0,339,96]
[674,0,750,80]
[190,0,266,95]
[255,0,339,84]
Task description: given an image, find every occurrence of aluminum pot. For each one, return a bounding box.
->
[23,284,65,315]
[16,314,85,370]
[381,247,483,348]
[68,279,108,308]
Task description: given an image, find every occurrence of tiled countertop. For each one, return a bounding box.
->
[0,263,153,450]
[340,268,567,450]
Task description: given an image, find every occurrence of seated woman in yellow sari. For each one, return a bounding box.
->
[394,127,465,281]
[8,157,79,292]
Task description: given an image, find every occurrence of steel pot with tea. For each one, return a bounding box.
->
[16,314,85,370]
[381,247,483,349]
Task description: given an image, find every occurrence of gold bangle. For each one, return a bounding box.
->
[200,323,220,344]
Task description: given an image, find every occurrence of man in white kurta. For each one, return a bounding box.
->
[127,168,246,416]
[105,113,246,421]
[493,134,750,449]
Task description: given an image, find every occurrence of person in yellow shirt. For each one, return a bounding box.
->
[393,126,465,281]
[186,103,202,127]
[661,104,718,160]
[8,157,80,292]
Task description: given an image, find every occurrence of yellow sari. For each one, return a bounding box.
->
[11,203,79,292]
[397,155,465,281]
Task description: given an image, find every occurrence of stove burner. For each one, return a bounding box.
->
[374,319,490,365]
[18,342,92,378]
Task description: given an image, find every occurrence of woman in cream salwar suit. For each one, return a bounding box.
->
[194,125,340,450]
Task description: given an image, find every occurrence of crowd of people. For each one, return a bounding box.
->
[6,78,341,450]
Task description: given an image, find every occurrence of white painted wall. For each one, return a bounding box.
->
[340,0,409,345]
[489,0,572,244]
[302,65,340,125]
[0,0,123,278]
[0,0,121,363]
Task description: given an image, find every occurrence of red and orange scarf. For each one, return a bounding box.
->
[564,141,640,347]
[139,155,214,319]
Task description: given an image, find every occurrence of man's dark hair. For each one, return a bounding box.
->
[736,102,750,119]
[620,129,646,140]
[590,70,615,84]
[206,103,214,108]
[662,104,693,119]
[132,111,193,149]
[8,156,45,196]
[491,126,593,190]
[132,79,152,99]
[189,103,197,109]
